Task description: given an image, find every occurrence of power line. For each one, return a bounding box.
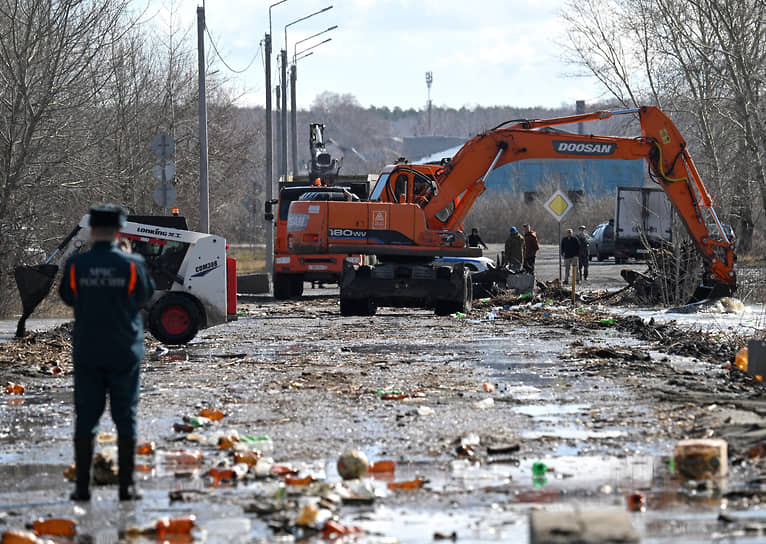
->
[205,24,262,74]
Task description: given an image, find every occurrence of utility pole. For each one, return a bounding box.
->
[281,49,288,177]
[576,100,585,135]
[264,0,288,275]
[264,31,273,272]
[275,83,282,180]
[425,71,433,135]
[197,4,209,233]
[290,64,298,176]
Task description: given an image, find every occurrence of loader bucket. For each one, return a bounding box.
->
[14,264,59,337]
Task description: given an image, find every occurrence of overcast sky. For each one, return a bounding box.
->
[152,0,609,110]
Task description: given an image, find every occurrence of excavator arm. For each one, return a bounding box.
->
[422,106,734,294]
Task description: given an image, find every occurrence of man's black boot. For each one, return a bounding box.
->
[118,437,141,501]
[70,437,93,501]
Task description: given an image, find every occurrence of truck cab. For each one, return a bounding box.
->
[268,176,374,299]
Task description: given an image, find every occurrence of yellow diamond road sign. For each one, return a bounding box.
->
[544,190,573,221]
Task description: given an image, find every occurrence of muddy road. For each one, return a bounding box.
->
[1,246,765,543]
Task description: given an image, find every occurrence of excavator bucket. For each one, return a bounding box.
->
[691,282,735,303]
[14,264,59,338]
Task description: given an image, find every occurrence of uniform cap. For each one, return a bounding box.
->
[509,226,517,233]
[89,204,126,228]
[579,225,586,230]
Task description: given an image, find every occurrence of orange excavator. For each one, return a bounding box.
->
[287,106,736,315]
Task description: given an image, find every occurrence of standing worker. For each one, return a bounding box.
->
[59,204,154,502]
[467,227,489,249]
[560,228,580,285]
[576,225,590,281]
[504,226,525,272]
[522,224,540,273]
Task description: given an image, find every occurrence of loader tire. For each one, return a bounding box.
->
[149,293,201,345]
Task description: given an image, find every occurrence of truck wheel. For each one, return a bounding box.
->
[340,296,377,316]
[273,274,290,299]
[435,268,472,316]
[597,250,605,262]
[149,293,201,345]
[289,275,304,297]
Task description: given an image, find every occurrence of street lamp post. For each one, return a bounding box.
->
[290,35,334,175]
[264,0,288,275]
[283,5,333,176]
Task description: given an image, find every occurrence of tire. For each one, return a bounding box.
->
[289,275,304,297]
[149,293,201,345]
[340,296,377,316]
[597,248,605,262]
[273,273,290,300]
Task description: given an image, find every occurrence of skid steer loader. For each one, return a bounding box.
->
[14,213,234,345]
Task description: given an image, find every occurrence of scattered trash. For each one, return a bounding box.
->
[4,382,24,395]
[337,450,369,480]
[454,312,466,318]
[234,450,263,467]
[387,478,425,490]
[1,530,37,543]
[417,405,435,416]
[240,435,273,453]
[532,461,548,477]
[455,443,475,457]
[320,520,363,540]
[157,449,204,466]
[367,460,395,474]
[472,398,494,409]
[482,382,495,393]
[486,311,496,321]
[673,438,728,481]
[31,518,76,537]
[136,441,155,455]
[599,318,616,325]
[626,491,646,512]
[198,408,226,421]
[284,475,314,486]
[156,515,197,537]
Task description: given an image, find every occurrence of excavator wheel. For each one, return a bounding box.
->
[273,273,291,300]
[149,293,201,345]
[340,296,377,317]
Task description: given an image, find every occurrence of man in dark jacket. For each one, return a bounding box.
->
[504,226,525,271]
[59,204,154,502]
[560,228,580,285]
[467,228,488,249]
[576,225,590,280]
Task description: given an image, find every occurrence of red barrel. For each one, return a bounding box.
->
[226,256,237,316]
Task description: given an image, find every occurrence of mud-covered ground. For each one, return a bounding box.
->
[1,246,766,543]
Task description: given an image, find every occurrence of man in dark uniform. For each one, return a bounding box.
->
[59,204,154,501]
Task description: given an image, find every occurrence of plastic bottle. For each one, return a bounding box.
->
[158,449,203,465]
[2,530,37,544]
[627,491,646,512]
[4,382,24,395]
[454,312,466,318]
[155,515,196,537]
[198,408,225,421]
[182,415,212,428]
[136,441,155,455]
[240,435,273,453]
[599,318,616,325]
[735,347,749,372]
[387,478,424,490]
[367,460,395,473]
[532,461,547,477]
[234,450,263,467]
[32,518,77,537]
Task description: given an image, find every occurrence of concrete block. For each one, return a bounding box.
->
[530,509,639,544]
[237,273,270,294]
[506,272,535,293]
